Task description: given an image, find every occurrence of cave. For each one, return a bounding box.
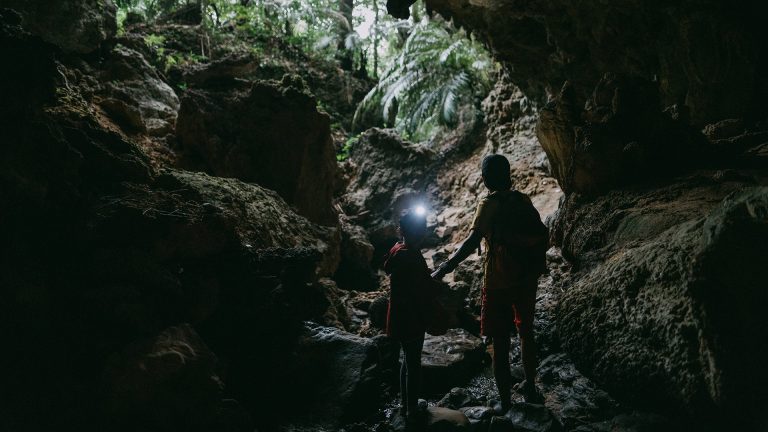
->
[1,1,767,431]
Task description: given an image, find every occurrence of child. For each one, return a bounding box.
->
[384,210,441,421]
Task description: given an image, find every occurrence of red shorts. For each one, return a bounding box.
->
[480,281,536,337]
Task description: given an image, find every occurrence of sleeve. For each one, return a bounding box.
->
[470,197,496,237]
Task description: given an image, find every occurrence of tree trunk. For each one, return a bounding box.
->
[337,0,354,70]
[372,0,379,77]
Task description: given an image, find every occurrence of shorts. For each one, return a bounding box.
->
[480,280,537,337]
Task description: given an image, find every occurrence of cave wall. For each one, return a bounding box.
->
[420,0,768,127]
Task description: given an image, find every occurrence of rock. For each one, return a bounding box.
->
[343,128,441,260]
[102,324,223,430]
[96,45,180,136]
[292,323,385,425]
[176,76,338,225]
[335,217,377,291]
[575,412,672,432]
[427,407,471,431]
[422,329,488,395]
[536,76,707,195]
[406,0,768,126]
[553,183,768,426]
[703,119,746,141]
[368,294,389,330]
[438,387,480,410]
[0,19,344,427]
[460,406,495,421]
[5,0,117,53]
[93,169,340,275]
[534,353,618,430]
[488,403,560,432]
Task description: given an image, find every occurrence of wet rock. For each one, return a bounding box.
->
[574,412,672,432]
[5,0,117,53]
[460,405,495,421]
[535,353,618,430]
[422,329,488,395]
[488,403,561,432]
[438,387,480,410]
[292,323,385,425]
[102,324,223,430]
[96,45,180,136]
[536,76,707,195]
[176,76,338,225]
[554,183,768,426]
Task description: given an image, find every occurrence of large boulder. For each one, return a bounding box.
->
[553,180,768,427]
[4,0,117,53]
[176,75,338,225]
[422,329,488,395]
[334,217,377,291]
[102,324,224,431]
[290,324,386,425]
[96,44,180,136]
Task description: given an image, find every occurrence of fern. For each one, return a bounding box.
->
[353,18,494,142]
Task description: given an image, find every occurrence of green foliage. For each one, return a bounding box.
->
[144,33,206,72]
[337,134,359,161]
[117,0,407,76]
[354,18,494,142]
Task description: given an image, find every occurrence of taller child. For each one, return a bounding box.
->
[432,154,548,410]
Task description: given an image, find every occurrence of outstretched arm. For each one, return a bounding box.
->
[431,229,483,279]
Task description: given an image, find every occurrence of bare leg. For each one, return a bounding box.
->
[401,338,424,415]
[520,330,537,393]
[492,332,512,411]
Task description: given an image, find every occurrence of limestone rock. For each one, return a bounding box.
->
[102,324,223,430]
[422,329,488,394]
[554,183,768,426]
[489,403,561,432]
[97,45,180,136]
[292,323,386,425]
[438,387,480,410]
[335,217,377,291]
[536,76,707,195]
[400,0,768,126]
[5,0,117,53]
[176,77,338,225]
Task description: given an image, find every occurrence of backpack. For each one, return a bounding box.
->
[486,191,549,290]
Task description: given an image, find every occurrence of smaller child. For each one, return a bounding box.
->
[384,210,441,421]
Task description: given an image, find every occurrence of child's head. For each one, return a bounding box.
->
[481,154,512,191]
[399,210,427,245]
